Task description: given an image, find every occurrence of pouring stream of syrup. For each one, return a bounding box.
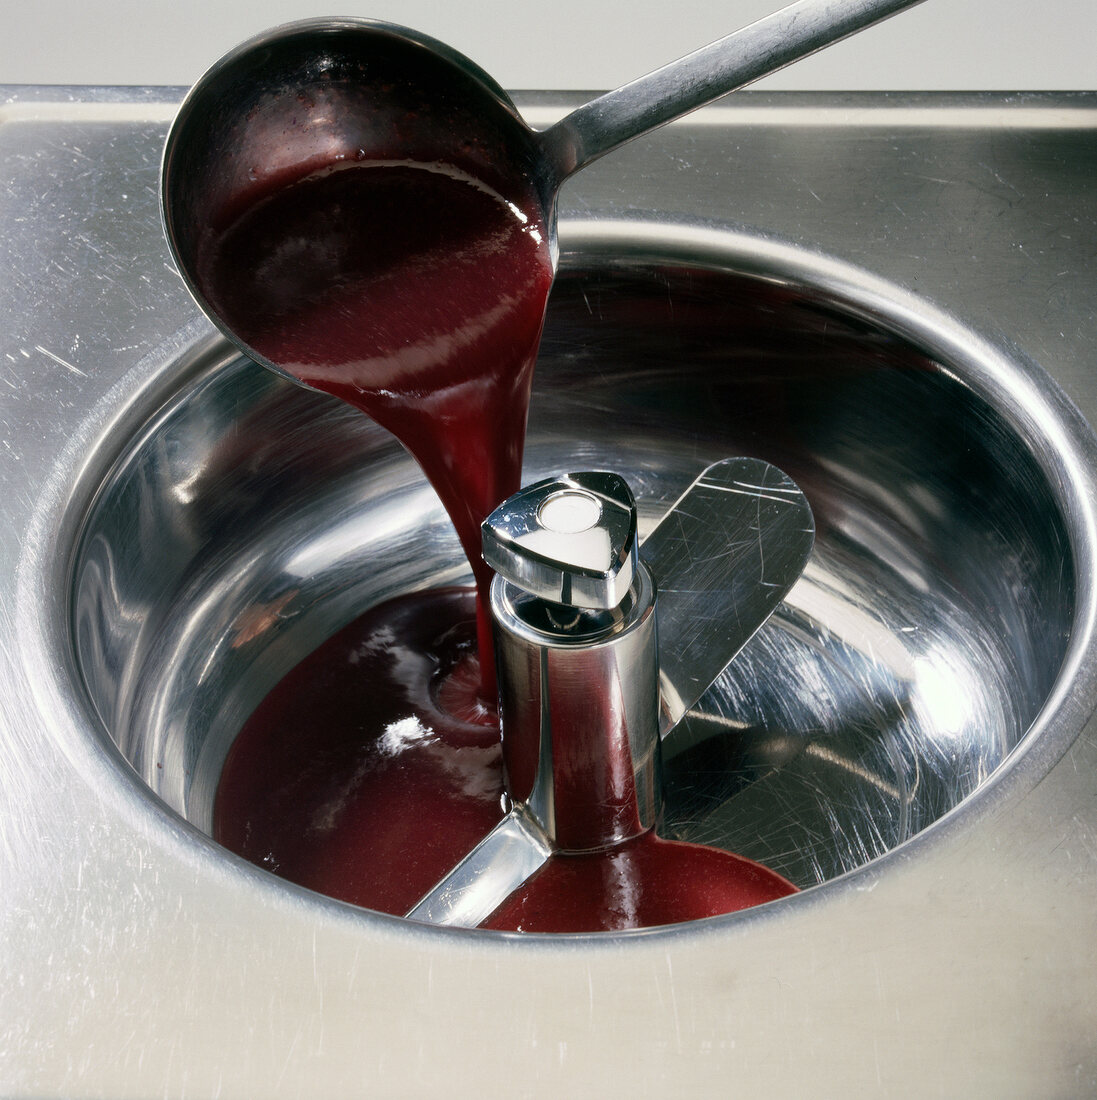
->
[196,158,554,699]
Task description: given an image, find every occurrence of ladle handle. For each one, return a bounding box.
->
[540,0,928,183]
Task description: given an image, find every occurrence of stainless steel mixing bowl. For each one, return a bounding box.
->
[4,88,1097,1096]
[71,224,1077,893]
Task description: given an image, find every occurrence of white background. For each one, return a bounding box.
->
[3,0,1096,91]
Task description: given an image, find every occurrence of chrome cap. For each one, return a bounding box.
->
[481,471,638,609]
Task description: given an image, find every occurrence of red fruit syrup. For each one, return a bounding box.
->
[202,153,796,930]
[214,588,505,916]
[483,833,796,934]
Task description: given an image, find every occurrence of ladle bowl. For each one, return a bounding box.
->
[162,2,926,385]
[161,18,548,388]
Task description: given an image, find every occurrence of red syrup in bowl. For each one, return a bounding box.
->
[214,588,506,916]
[202,156,796,929]
[211,589,796,926]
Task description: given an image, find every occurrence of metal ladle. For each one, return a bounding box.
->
[162,0,928,381]
[159,0,923,928]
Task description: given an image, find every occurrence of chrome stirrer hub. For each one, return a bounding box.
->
[484,472,661,851]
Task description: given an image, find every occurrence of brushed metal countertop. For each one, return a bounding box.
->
[2,89,1097,1097]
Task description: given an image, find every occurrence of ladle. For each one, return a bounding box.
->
[159,0,924,929]
[162,0,929,383]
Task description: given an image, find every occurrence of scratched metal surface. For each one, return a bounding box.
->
[3,89,1097,1096]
